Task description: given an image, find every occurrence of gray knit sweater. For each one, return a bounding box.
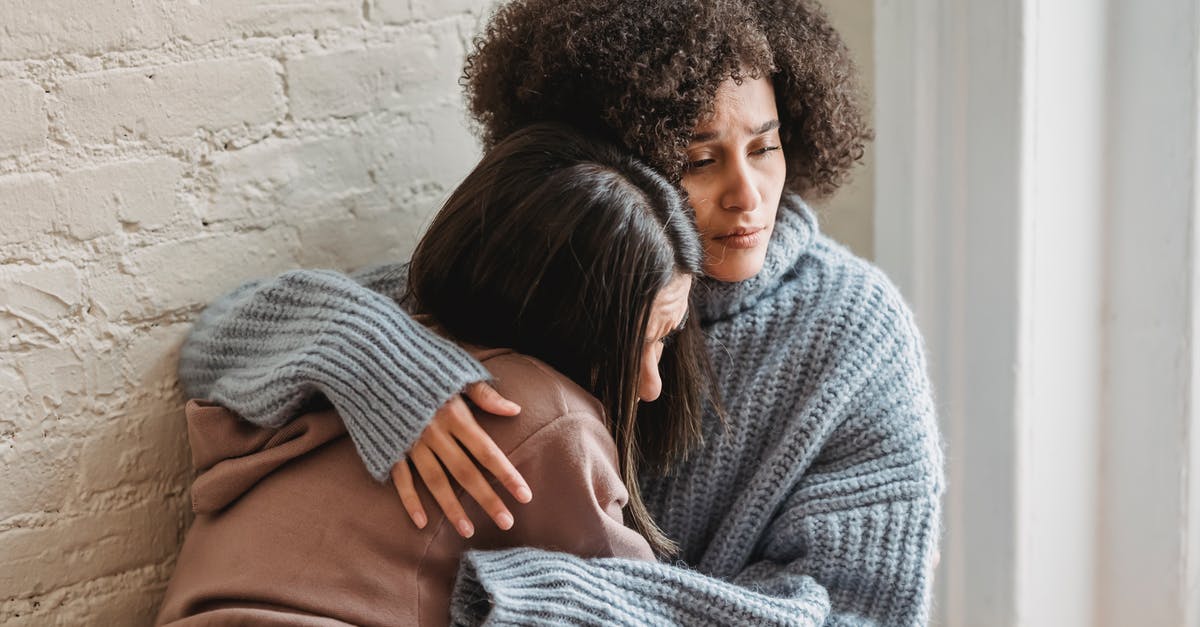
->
[178,195,944,626]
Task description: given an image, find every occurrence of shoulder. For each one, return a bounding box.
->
[807,232,909,313]
[782,232,926,359]
[471,351,608,454]
[719,230,932,414]
[348,261,409,297]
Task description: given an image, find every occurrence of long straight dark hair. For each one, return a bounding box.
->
[405,123,711,556]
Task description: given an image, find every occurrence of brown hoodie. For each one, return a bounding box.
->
[156,347,654,626]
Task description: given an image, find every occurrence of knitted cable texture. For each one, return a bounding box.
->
[177,194,944,626]
[177,267,492,480]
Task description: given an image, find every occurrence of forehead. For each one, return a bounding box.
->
[652,275,692,318]
[693,76,779,138]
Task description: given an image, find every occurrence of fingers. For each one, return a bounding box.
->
[410,441,475,539]
[450,413,532,504]
[390,460,427,529]
[423,422,515,531]
[464,381,521,416]
[398,390,531,537]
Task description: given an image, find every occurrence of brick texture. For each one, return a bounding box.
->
[286,28,463,120]
[58,59,285,146]
[0,2,490,622]
[0,81,47,158]
[0,0,361,60]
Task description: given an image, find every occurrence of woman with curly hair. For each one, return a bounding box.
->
[178,1,944,625]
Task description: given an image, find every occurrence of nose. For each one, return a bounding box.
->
[720,156,761,213]
[638,346,664,402]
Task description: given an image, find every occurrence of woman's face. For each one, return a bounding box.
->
[680,76,787,283]
[638,274,692,403]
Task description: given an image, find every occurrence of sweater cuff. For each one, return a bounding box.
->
[449,548,831,627]
[177,267,491,482]
[450,549,642,626]
[307,303,492,481]
[451,549,605,626]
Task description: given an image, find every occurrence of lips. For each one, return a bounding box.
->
[713,226,768,250]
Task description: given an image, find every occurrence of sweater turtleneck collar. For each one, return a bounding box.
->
[695,193,818,323]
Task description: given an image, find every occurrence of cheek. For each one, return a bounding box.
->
[765,158,787,199]
[681,177,717,230]
[755,164,786,223]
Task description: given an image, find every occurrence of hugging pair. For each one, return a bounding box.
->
[158,1,943,625]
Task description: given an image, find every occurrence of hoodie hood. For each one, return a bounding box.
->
[186,400,347,513]
[185,345,514,514]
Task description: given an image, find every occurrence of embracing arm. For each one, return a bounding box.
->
[451,551,832,627]
[177,264,491,481]
[450,546,833,626]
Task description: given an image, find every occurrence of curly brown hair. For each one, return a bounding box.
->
[462,0,870,199]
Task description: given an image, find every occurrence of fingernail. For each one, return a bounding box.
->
[412,512,427,529]
[506,401,521,412]
[458,520,475,538]
[497,512,514,530]
[515,486,532,503]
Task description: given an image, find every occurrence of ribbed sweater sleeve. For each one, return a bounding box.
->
[448,271,943,626]
[446,547,830,624]
[450,549,831,626]
[177,265,491,481]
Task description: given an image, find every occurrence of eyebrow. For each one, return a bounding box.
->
[660,311,690,341]
[691,119,780,144]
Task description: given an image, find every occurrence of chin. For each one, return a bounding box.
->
[705,259,767,283]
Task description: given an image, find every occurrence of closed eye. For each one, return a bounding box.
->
[658,316,687,346]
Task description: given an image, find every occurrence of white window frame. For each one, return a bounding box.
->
[874,0,1200,624]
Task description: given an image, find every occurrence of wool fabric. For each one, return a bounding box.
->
[178,194,944,626]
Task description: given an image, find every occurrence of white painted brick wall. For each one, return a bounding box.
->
[0,1,494,623]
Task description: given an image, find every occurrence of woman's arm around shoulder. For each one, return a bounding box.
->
[177,263,491,481]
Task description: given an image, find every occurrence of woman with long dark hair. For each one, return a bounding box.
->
[156,123,708,625]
